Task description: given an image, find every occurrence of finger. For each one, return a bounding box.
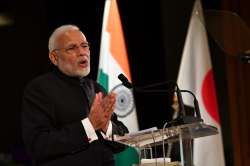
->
[96,92,103,101]
[108,92,116,102]
[91,94,100,110]
[102,100,114,113]
[104,102,115,119]
[106,93,116,106]
[109,92,116,97]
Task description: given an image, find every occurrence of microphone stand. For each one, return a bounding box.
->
[117,73,203,125]
[133,85,203,126]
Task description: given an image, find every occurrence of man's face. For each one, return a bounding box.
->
[50,30,90,78]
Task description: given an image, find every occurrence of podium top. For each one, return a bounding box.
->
[115,122,218,148]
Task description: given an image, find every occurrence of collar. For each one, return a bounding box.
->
[52,67,85,86]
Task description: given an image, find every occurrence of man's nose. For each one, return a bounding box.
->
[78,47,90,56]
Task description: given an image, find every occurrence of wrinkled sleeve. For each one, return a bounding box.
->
[22,84,90,163]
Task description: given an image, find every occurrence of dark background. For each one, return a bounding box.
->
[0,0,249,165]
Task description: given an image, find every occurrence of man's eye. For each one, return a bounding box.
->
[66,46,76,50]
[81,43,90,48]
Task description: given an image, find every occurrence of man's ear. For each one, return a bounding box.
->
[49,52,58,66]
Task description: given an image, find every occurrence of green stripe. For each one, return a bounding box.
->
[97,69,109,91]
[114,146,139,166]
[98,70,139,166]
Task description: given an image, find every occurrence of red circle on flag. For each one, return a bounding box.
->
[201,70,220,124]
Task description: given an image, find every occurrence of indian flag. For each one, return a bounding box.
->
[177,0,225,166]
[97,0,139,165]
[97,0,139,132]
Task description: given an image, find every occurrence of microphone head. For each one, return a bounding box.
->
[118,73,127,81]
[118,73,133,89]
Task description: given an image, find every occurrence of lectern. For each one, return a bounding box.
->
[116,122,218,166]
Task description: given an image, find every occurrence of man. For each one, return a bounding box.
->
[22,25,128,166]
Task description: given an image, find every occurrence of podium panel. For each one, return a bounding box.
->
[133,161,181,166]
[116,122,218,166]
[116,122,218,147]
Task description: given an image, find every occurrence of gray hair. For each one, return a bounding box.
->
[48,24,80,52]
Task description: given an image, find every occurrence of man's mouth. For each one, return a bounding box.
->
[78,59,88,68]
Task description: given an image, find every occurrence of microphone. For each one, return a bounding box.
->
[117,73,203,125]
[118,73,133,89]
[181,90,202,119]
[175,84,186,119]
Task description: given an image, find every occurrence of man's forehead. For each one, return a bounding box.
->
[58,30,87,44]
[64,30,86,39]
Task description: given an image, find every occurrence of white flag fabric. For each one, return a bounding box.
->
[177,0,225,166]
[98,1,140,165]
[97,0,139,133]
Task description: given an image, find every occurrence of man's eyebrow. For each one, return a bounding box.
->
[66,41,88,45]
